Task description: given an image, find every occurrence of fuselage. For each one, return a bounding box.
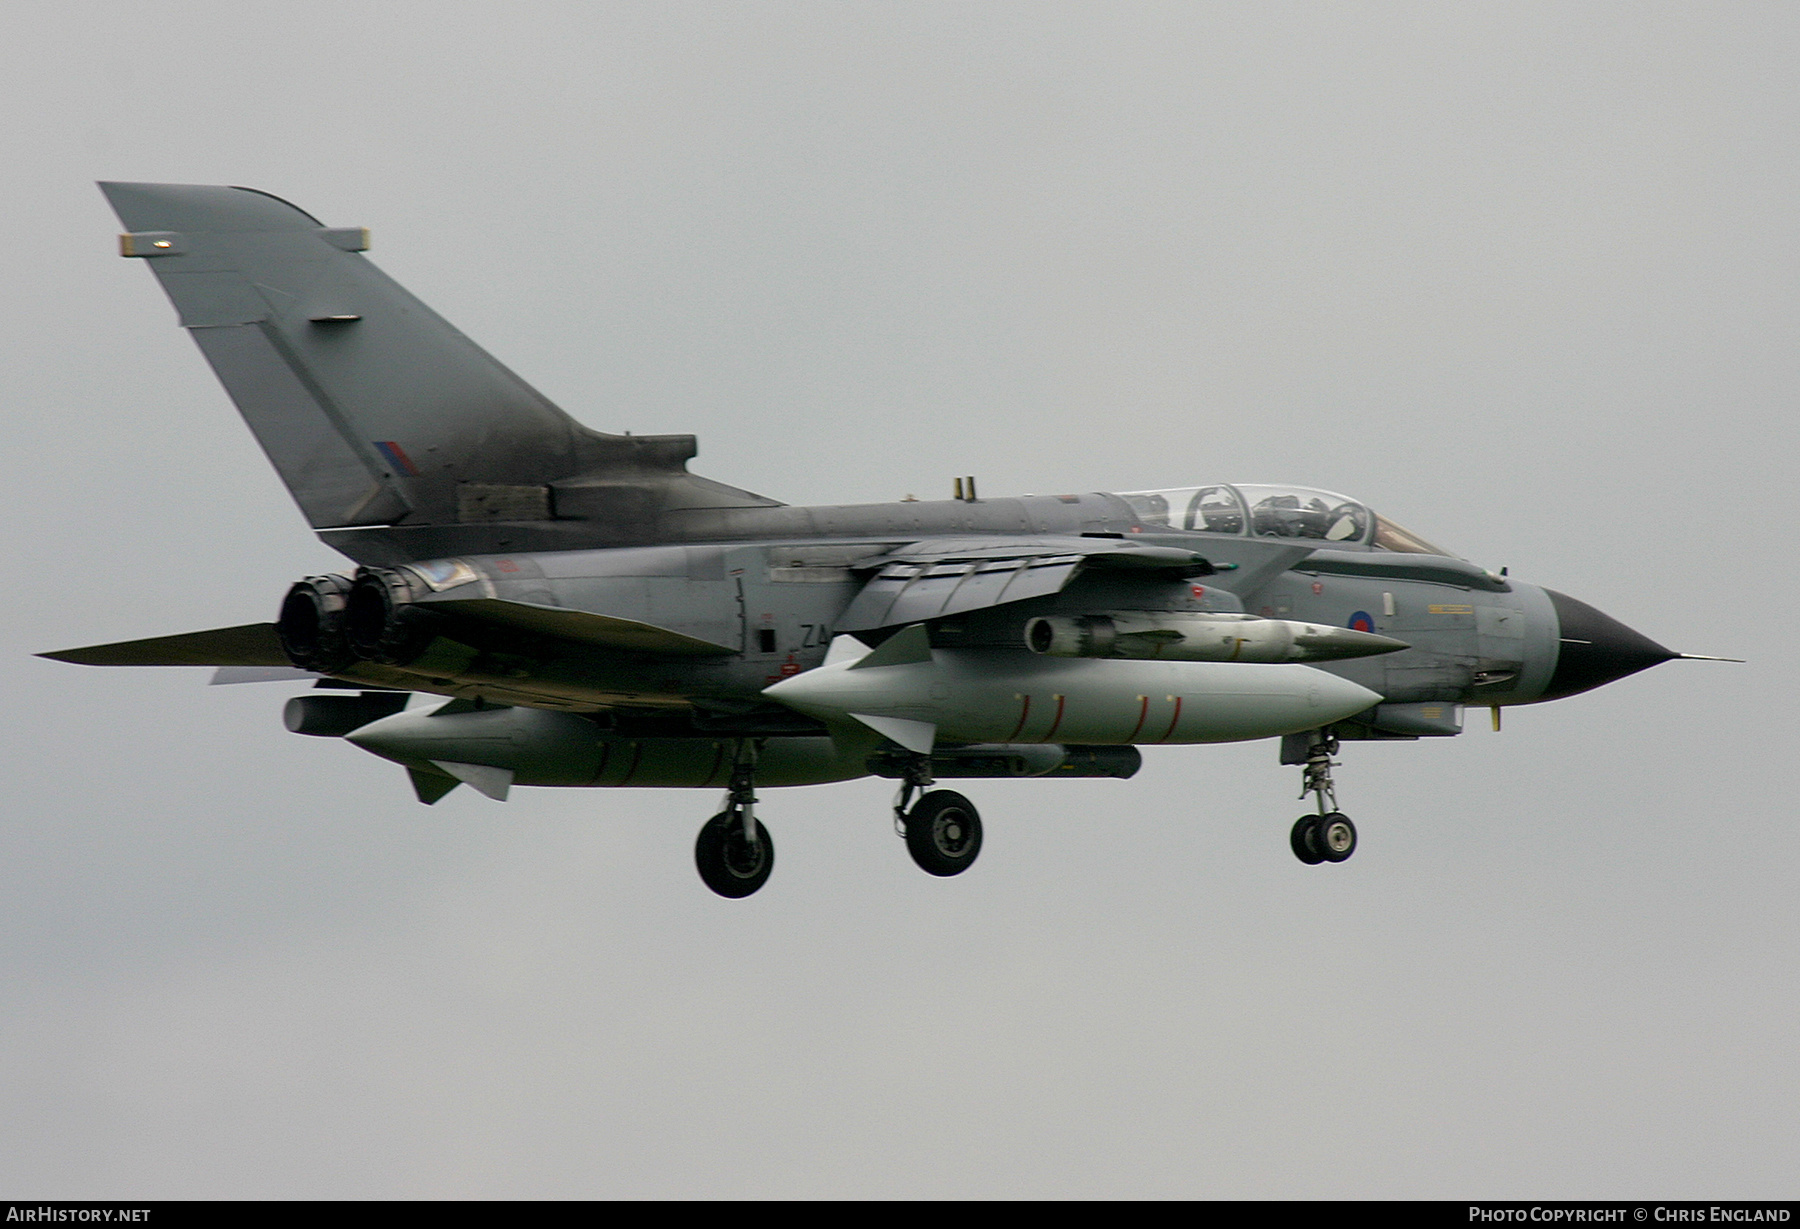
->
[307,484,1673,742]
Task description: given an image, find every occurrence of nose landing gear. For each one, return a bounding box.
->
[1286,729,1358,866]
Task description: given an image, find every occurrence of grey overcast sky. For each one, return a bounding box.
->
[2,1,1794,1198]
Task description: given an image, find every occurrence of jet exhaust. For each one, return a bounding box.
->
[344,567,440,665]
[276,574,356,671]
[279,567,458,672]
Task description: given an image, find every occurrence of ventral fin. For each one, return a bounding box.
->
[429,760,514,801]
[408,767,461,805]
[849,714,937,754]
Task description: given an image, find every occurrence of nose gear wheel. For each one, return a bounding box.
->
[1290,815,1326,865]
[1290,730,1358,865]
[1291,811,1356,865]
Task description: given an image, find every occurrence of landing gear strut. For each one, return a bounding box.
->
[695,741,774,897]
[1287,729,1358,865]
[892,755,983,877]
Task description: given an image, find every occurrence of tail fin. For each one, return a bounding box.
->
[101,183,773,550]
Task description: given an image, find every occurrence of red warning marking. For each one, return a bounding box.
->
[1157,696,1183,742]
[1312,581,1324,595]
[1005,695,1032,741]
[1042,694,1067,740]
[495,559,519,573]
[1125,695,1150,741]
[1191,585,1206,599]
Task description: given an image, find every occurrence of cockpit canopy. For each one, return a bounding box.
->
[1116,484,1452,556]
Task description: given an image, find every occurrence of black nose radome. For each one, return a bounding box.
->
[1542,589,1677,702]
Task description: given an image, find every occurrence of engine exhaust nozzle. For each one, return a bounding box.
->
[344,567,437,665]
[276,574,356,671]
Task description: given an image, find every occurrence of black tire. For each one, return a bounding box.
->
[1290,815,1325,865]
[905,790,983,877]
[1316,812,1357,863]
[695,811,774,898]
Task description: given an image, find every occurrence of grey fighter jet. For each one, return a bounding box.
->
[43,183,1731,896]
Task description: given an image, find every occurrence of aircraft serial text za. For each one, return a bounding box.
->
[44,183,1729,897]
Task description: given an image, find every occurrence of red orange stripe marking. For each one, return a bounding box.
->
[1126,695,1149,742]
[1157,696,1183,742]
[1005,694,1032,741]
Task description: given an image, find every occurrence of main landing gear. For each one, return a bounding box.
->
[894,754,983,877]
[1287,729,1358,866]
[692,743,986,897]
[694,742,774,898]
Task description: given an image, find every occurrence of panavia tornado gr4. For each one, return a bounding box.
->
[44,183,1732,897]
